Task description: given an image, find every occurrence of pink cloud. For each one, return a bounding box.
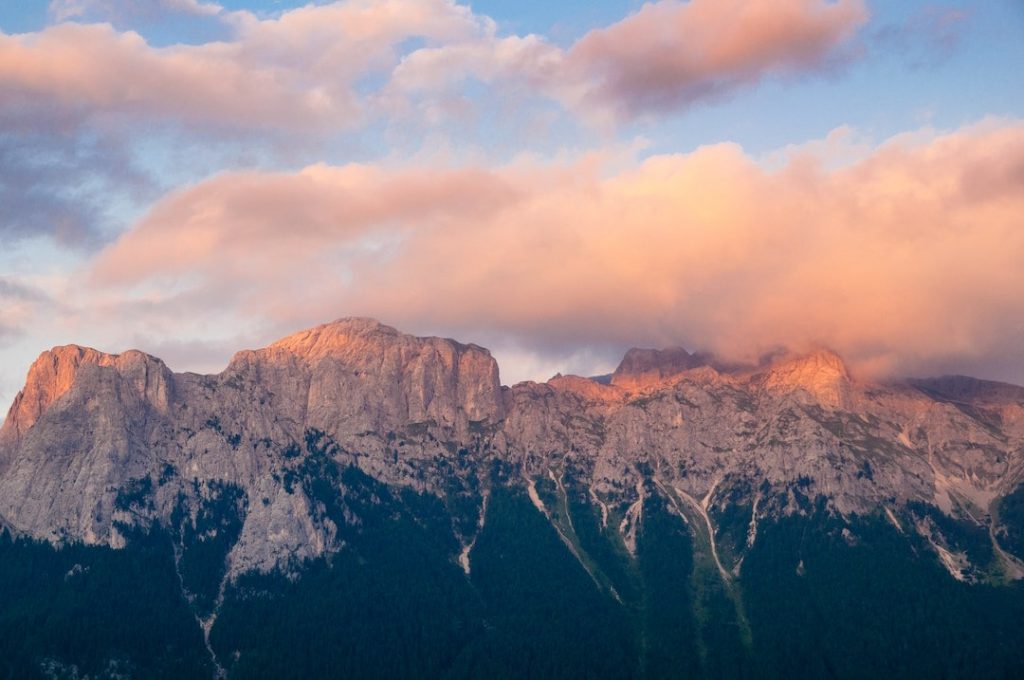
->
[380,0,870,126]
[0,23,346,129]
[1,0,872,136]
[85,119,1024,384]
[1,0,487,131]
[89,163,524,286]
[564,0,869,119]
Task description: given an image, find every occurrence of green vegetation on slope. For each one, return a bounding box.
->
[996,483,1024,557]
[742,507,1024,679]
[0,529,210,679]
[4,459,1024,679]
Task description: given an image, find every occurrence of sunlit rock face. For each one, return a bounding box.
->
[0,346,174,444]
[225,317,504,438]
[0,346,175,546]
[1,317,1023,582]
[610,346,707,391]
[759,348,853,409]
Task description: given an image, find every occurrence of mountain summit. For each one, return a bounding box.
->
[761,347,853,409]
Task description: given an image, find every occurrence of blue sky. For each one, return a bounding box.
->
[0,0,1022,402]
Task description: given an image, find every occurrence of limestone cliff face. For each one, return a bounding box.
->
[0,319,505,571]
[1,317,1023,583]
[759,348,853,409]
[761,350,856,409]
[242,317,503,431]
[0,347,174,544]
[0,346,173,445]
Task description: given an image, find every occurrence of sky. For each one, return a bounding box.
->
[0,0,1022,401]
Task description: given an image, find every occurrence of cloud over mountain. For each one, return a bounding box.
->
[0,0,872,246]
[0,0,1018,394]
[87,119,1024,383]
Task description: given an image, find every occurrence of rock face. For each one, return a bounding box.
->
[610,346,706,391]
[760,348,853,409]
[226,317,503,437]
[1,317,1023,584]
[0,346,174,444]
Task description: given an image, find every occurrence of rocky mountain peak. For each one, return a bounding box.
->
[0,345,172,443]
[760,347,852,409]
[265,317,401,360]
[610,346,706,391]
[235,317,505,427]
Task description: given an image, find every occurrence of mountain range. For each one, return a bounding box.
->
[2,317,1023,678]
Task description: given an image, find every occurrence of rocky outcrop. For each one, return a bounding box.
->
[223,317,503,438]
[0,347,174,544]
[759,348,853,409]
[0,346,173,445]
[1,317,1023,583]
[610,346,706,391]
[0,319,505,571]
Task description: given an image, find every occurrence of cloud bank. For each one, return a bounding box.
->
[0,0,871,246]
[1,0,868,133]
[86,119,1024,383]
[0,1,1011,390]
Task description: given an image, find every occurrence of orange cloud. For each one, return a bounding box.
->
[86,119,1024,383]
[90,164,523,286]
